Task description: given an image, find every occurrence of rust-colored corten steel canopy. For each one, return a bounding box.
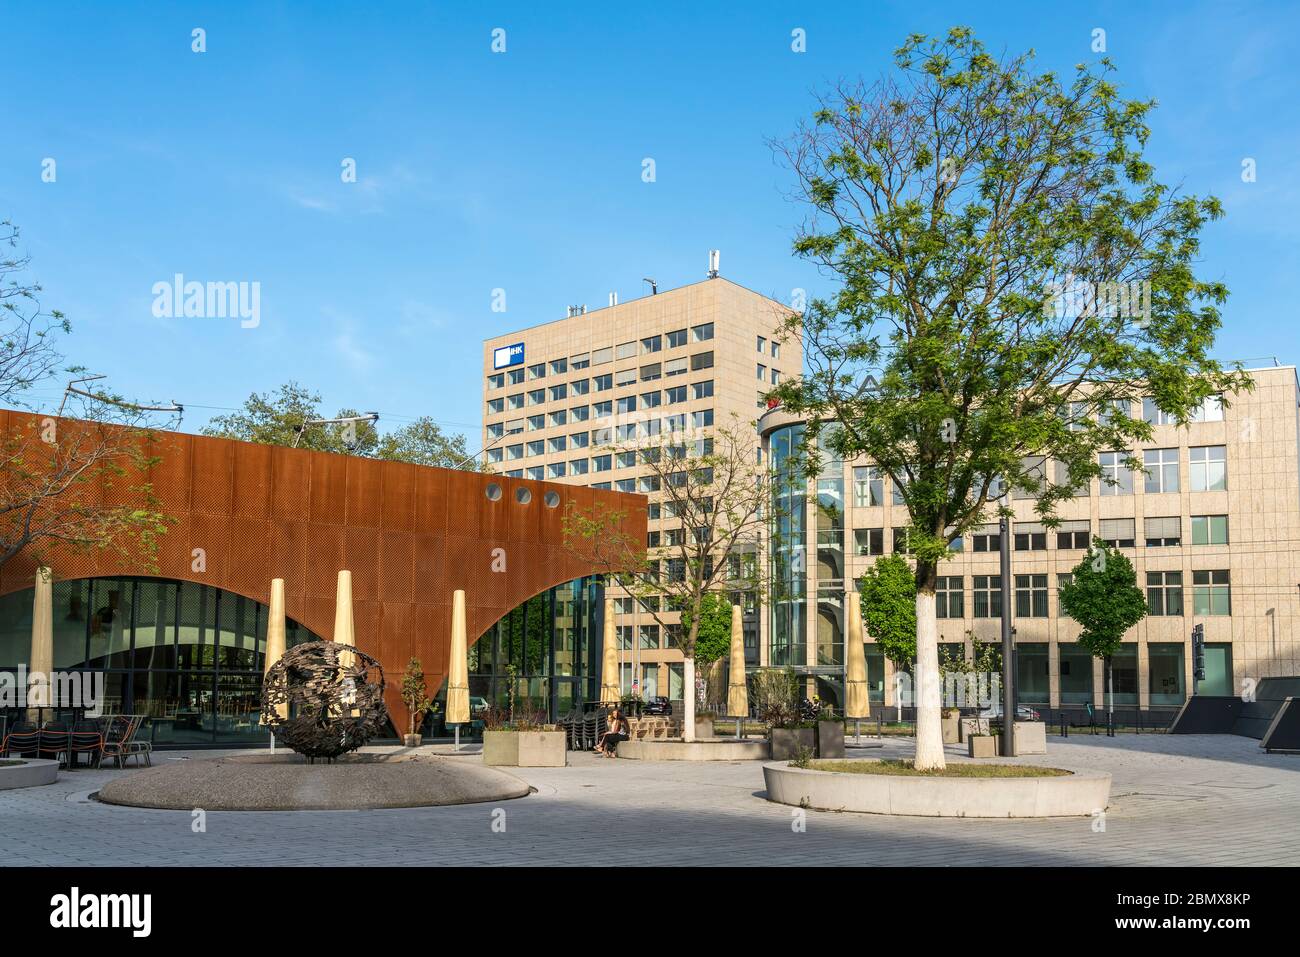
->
[0,410,647,725]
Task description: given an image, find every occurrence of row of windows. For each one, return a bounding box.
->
[851,515,1230,557]
[756,363,782,386]
[487,381,716,435]
[486,355,715,414]
[489,411,716,462]
[926,571,1233,619]
[755,335,781,359]
[847,445,1229,508]
[486,330,716,390]
[1065,395,1224,428]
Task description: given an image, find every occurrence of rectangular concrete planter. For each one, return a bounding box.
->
[482,730,567,767]
[770,728,816,761]
[1014,721,1047,754]
[816,720,845,758]
[695,718,714,739]
[942,711,961,744]
[968,734,997,758]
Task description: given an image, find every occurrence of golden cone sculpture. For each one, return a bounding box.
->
[262,578,288,721]
[845,589,870,720]
[333,570,357,715]
[445,590,470,725]
[726,603,748,719]
[600,596,620,704]
[27,567,53,723]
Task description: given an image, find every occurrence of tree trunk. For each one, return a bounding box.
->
[913,561,945,770]
[683,656,696,742]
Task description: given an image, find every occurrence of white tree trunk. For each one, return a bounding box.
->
[913,590,946,770]
[683,657,696,742]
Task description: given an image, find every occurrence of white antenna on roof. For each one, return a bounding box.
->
[707,249,720,279]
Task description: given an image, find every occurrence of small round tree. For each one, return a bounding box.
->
[400,657,434,742]
[1058,541,1148,722]
[681,592,734,710]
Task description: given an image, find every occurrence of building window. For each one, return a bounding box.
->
[666,385,687,404]
[1014,522,1046,551]
[853,467,883,507]
[936,576,964,619]
[641,335,662,354]
[527,363,545,380]
[639,624,660,650]
[664,357,688,377]
[569,458,588,475]
[971,524,1001,553]
[570,405,590,422]
[1143,448,1179,493]
[771,368,781,385]
[507,368,525,386]
[591,347,613,366]
[1192,570,1231,616]
[547,462,567,479]
[691,351,714,371]
[1190,445,1226,491]
[692,380,714,399]
[1056,521,1089,550]
[757,363,767,380]
[757,335,766,352]
[854,528,884,556]
[1098,518,1135,548]
[1099,451,1133,495]
[525,440,544,457]
[570,352,590,370]
[546,383,566,402]
[593,455,612,472]
[615,451,637,469]
[616,341,637,360]
[613,366,636,386]
[641,390,662,409]
[640,363,661,381]
[506,393,525,411]
[486,447,503,464]
[549,357,567,375]
[667,329,687,348]
[1191,514,1229,545]
[617,395,637,414]
[1141,397,1175,425]
[593,373,613,392]
[691,322,714,342]
[525,466,543,481]
[547,410,566,428]
[1189,395,1224,422]
[1144,516,1181,547]
[486,422,504,439]
[771,341,780,359]
[691,409,713,429]
[1146,571,1183,616]
[487,373,505,390]
[486,397,504,415]
[973,576,1002,618]
[505,443,523,461]
[547,436,567,454]
[892,527,913,554]
[615,478,635,493]
[1015,574,1048,618]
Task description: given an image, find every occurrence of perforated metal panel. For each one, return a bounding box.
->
[0,410,645,728]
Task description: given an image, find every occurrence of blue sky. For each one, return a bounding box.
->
[4,1,1298,446]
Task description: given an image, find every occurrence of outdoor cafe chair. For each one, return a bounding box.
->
[38,721,71,766]
[2,722,41,758]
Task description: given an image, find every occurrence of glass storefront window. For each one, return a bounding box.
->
[1148,643,1185,706]
[1016,643,1049,704]
[1058,643,1094,705]
[1106,645,1139,705]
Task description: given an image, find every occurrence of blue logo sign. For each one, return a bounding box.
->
[493,342,525,370]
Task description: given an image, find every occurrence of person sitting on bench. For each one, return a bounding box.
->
[595,707,630,758]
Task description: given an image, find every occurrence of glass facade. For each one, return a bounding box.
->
[0,577,322,746]
[446,575,604,739]
[769,423,807,667]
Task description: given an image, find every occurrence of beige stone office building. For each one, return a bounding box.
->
[759,365,1300,719]
[482,275,800,702]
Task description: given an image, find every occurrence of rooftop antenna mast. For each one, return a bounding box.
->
[707,249,720,279]
[643,278,657,296]
[58,373,185,423]
[293,412,380,450]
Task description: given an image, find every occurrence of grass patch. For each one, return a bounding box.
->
[803,759,1071,778]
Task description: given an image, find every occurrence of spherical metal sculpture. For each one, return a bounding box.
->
[262,641,388,761]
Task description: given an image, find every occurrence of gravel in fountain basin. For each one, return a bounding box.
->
[96,752,531,811]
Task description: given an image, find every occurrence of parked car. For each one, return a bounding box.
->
[469,696,490,716]
[979,703,1041,721]
[643,696,673,716]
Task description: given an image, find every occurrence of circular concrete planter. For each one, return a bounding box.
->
[763,760,1111,817]
[0,758,59,790]
[617,738,770,761]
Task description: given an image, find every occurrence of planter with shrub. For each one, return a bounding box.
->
[400,657,436,748]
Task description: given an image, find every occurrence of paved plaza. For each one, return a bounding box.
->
[2,734,1297,866]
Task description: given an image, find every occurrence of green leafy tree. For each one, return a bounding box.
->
[2,220,175,570]
[771,28,1249,768]
[399,657,435,736]
[680,592,733,668]
[203,381,475,468]
[858,554,917,666]
[1059,540,1147,718]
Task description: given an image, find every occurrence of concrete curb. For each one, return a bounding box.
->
[617,738,771,761]
[0,758,59,790]
[762,760,1111,817]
